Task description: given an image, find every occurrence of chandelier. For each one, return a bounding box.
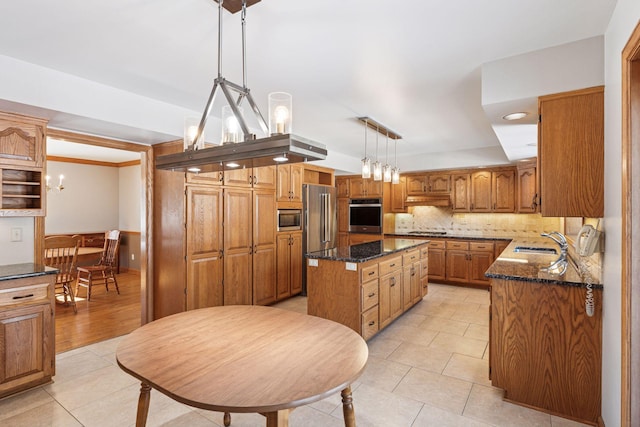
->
[357,117,401,184]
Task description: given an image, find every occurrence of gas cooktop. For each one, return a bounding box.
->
[407,230,447,236]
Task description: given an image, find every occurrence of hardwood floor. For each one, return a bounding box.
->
[55,270,141,354]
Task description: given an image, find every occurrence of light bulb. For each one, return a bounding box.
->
[274,106,289,134]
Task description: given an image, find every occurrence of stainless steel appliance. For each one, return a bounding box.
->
[277,209,302,231]
[348,198,382,233]
[302,184,337,294]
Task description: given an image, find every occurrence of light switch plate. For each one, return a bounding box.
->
[308,259,318,267]
[345,262,357,271]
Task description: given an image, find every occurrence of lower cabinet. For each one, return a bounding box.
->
[0,273,56,399]
[275,231,303,302]
[445,240,495,286]
[427,239,446,281]
[379,257,402,329]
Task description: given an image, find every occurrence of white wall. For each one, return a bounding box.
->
[118,165,142,232]
[0,217,35,264]
[602,3,640,426]
[45,161,119,234]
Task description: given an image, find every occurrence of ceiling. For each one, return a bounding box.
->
[0,0,616,171]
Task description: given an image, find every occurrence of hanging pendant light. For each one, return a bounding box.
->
[373,129,382,181]
[383,132,392,182]
[361,119,371,178]
[392,138,400,184]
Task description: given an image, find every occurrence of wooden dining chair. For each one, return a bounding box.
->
[44,235,81,314]
[76,230,121,301]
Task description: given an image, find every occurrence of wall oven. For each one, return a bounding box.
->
[277,209,302,231]
[349,198,382,233]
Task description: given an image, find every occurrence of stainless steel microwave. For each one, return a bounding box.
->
[277,209,302,231]
[349,198,382,233]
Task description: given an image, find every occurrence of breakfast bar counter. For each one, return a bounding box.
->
[306,238,429,340]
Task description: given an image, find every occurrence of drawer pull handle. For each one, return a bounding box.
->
[12,293,34,300]
[368,271,375,276]
[368,321,376,326]
[368,292,376,297]
[390,263,396,267]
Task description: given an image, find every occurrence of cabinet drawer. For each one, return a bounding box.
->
[470,242,494,252]
[403,250,420,265]
[361,280,379,311]
[428,240,446,249]
[420,247,429,258]
[420,258,429,278]
[361,305,379,340]
[0,283,50,306]
[446,241,469,250]
[361,264,379,282]
[379,256,402,276]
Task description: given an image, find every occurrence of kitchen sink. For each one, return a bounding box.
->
[513,246,557,254]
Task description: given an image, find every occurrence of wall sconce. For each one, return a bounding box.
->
[46,174,64,192]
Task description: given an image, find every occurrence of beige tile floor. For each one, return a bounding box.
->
[0,283,591,427]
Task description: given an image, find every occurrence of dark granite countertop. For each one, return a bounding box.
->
[385,232,512,242]
[306,238,429,263]
[485,238,602,289]
[0,263,58,282]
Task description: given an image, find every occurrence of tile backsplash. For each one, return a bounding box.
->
[396,206,564,238]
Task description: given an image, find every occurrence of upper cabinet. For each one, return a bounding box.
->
[276,164,303,205]
[451,168,515,214]
[349,177,382,198]
[0,112,47,217]
[538,86,604,217]
[406,173,450,196]
[516,163,538,214]
[336,176,350,198]
[451,173,470,212]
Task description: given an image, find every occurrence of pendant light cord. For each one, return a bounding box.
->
[241,0,247,89]
[364,119,368,156]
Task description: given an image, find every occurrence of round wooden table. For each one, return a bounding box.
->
[116,305,369,427]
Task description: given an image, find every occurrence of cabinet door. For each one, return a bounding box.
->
[428,174,450,193]
[0,113,46,168]
[253,190,277,305]
[366,179,383,197]
[492,169,515,212]
[517,166,538,213]
[539,87,604,217]
[336,177,350,198]
[379,271,402,328]
[187,171,223,185]
[289,232,303,295]
[411,261,422,304]
[289,164,304,203]
[338,198,350,233]
[224,188,253,305]
[276,234,292,300]
[446,250,470,283]
[428,249,446,281]
[186,186,224,310]
[470,171,492,212]
[224,168,253,187]
[0,304,53,397]
[349,178,366,198]
[276,165,292,202]
[406,176,427,195]
[253,166,277,190]
[390,176,407,213]
[469,251,493,285]
[451,174,470,212]
[402,265,413,309]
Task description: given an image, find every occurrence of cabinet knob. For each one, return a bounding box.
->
[368,321,376,326]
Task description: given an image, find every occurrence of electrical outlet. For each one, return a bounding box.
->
[10,228,22,242]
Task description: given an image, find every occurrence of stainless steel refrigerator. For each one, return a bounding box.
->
[302,184,337,294]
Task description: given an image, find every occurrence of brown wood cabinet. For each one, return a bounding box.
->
[337,198,349,233]
[186,185,224,310]
[0,273,56,398]
[427,239,446,281]
[349,177,382,198]
[451,173,470,212]
[490,278,602,424]
[276,164,303,204]
[276,231,303,301]
[516,164,538,213]
[0,112,47,216]
[379,258,402,329]
[492,169,515,212]
[402,250,422,308]
[538,86,604,217]
[223,188,253,305]
[251,190,277,305]
[444,239,495,287]
[336,176,350,198]
[390,176,407,213]
[452,168,516,213]
[406,173,450,195]
[470,171,492,212]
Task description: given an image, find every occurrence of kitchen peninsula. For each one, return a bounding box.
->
[306,238,429,340]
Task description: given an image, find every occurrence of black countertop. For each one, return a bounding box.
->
[0,263,58,282]
[386,232,512,242]
[306,238,429,263]
[485,238,602,289]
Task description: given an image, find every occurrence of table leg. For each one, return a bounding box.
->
[136,382,152,427]
[341,386,356,427]
[265,409,289,427]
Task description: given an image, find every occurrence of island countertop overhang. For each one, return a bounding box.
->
[305,238,429,263]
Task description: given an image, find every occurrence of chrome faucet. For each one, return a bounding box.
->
[541,231,569,275]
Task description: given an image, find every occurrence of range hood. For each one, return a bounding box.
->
[404,195,451,207]
[155,133,327,173]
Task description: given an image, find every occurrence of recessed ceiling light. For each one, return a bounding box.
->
[502,112,528,121]
[187,167,201,173]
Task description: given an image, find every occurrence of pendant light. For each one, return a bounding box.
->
[391,138,400,184]
[361,119,371,178]
[373,128,382,181]
[383,132,392,182]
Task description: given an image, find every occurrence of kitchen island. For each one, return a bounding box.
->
[485,238,603,425]
[306,238,429,340]
[0,263,57,398]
